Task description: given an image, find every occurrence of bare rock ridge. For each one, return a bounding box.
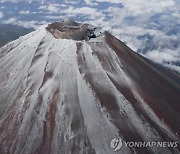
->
[46,19,101,41]
[0,19,179,154]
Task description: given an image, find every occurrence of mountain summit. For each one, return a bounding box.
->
[46,19,101,41]
[0,20,179,154]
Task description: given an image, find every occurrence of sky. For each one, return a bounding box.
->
[0,0,180,72]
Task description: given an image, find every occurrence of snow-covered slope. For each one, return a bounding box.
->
[0,21,179,154]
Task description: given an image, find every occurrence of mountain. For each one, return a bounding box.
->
[0,19,179,154]
[0,24,33,47]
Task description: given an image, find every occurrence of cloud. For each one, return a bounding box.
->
[3,17,17,24]
[144,48,180,73]
[0,11,4,19]
[39,4,104,19]
[39,5,46,10]
[15,20,48,29]
[119,0,175,16]
[39,3,61,14]
[84,0,122,4]
[64,0,79,5]
[45,15,64,20]
[0,0,18,3]
[172,11,180,18]
[163,63,180,73]
[145,49,180,63]
[47,4,60,13]
[19,10,30,15]
[84,0,98,6]
[61,6,104,20]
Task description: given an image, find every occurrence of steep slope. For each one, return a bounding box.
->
[0,21,179,154]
